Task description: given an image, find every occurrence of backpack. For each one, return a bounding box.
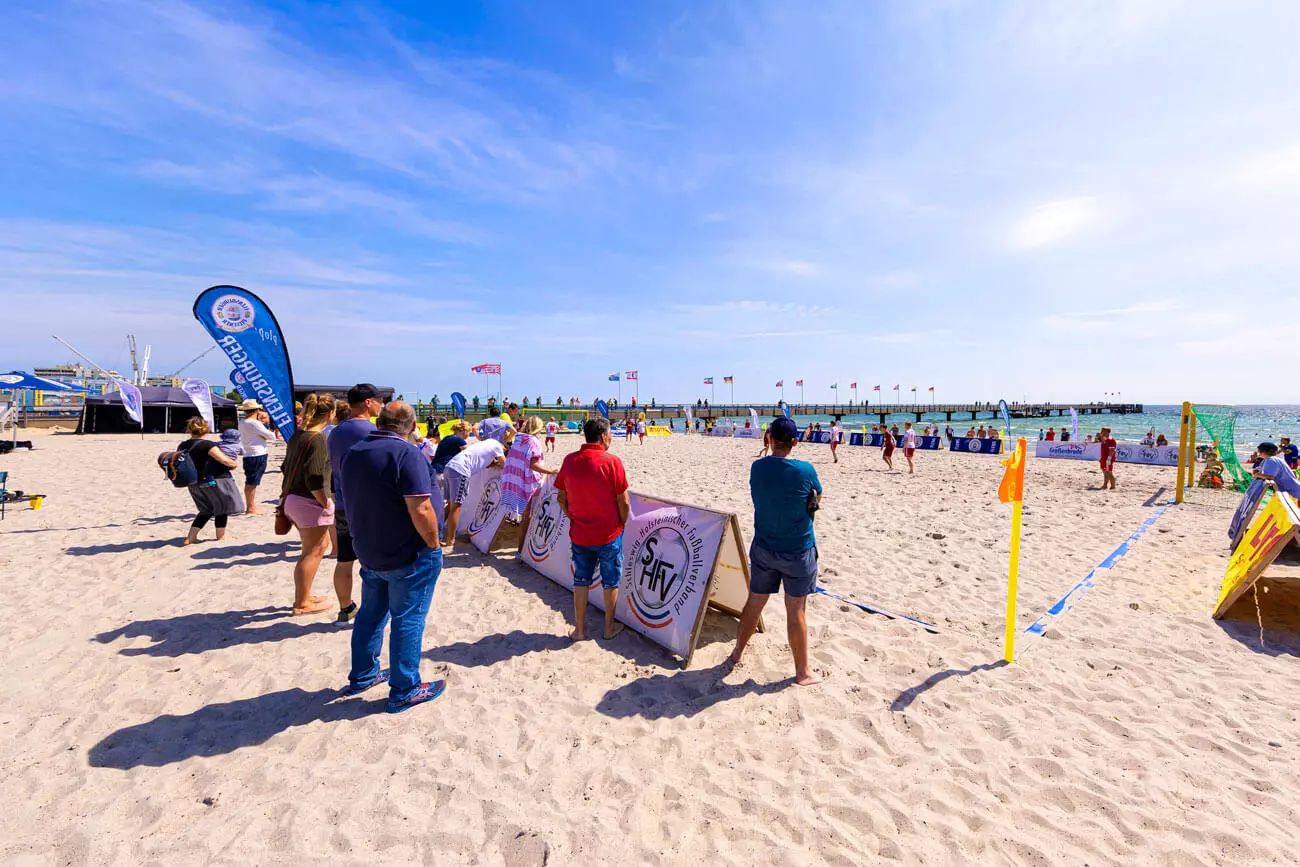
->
[158,448,200,487]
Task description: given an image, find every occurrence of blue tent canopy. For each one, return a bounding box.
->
[0,371,87,391]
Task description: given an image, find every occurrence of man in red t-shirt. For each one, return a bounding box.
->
[1045,428,1056,441]
[556,417,631,641]
[1098,426,1118,490]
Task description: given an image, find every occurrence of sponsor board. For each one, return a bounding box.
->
[1034,440,1178,466]
[1215,491,1300,618]
[950,436,1004,455]
[733,427,761,439]
[462,468,508,554]
[866,433,940,450]
[1229,480,1268,552]
[710,425,734,437]
[519,477,757,665]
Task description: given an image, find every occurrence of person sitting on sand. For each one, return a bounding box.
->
[280,393,337,616]
[342,401,445,714]
[556,417,629,642]
[729,416,822,686]
[178,416,242,546]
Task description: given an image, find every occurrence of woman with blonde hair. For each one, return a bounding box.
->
[178,416,243,545]
[279,393,336,616]
[501,415,556,538]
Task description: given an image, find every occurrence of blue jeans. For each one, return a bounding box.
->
[349,546,442,706]
[571,534,624,589]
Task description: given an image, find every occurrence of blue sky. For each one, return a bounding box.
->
[3,0,1299,404]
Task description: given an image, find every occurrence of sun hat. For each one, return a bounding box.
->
[238,399,263,411]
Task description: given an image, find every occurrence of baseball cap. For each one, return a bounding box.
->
[348,383,379,405]
[769,416,799,442]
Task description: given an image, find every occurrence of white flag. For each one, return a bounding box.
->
[183,378,215,433]
[114,379,143,425]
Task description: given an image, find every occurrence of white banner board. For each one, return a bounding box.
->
[520,476,755,665]
[733,427,761,439]
[455,466,509,553]
[1035,440,1178,466]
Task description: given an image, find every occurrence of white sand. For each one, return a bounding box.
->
[2,430,1298,865]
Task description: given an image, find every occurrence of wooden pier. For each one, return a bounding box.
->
[437,401,1144,425]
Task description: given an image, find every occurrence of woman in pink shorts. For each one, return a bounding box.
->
[279,393,336,615]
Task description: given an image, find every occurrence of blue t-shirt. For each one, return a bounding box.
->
[1259,455,1300,500]
[340,431,432,571]
[750,456,822,553]
[327,418,377,511]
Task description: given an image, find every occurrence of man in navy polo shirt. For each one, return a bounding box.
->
[340,401,445,714]
[327,383,384,624]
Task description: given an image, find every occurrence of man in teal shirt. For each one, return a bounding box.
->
[729,416,822,686]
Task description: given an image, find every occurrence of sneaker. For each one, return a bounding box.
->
[346,668,389,695]
[386,680,446,714]
[336,602,358,624]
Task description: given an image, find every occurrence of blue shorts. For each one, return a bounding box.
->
[749,541,818,597]
[572,535,624,589]
[242,454,268,486]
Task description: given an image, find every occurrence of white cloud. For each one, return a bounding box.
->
[1009,197,1100,249]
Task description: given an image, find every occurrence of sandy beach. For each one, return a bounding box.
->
[3,429,1299,865]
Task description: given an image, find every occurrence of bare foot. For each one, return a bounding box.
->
[181,538,196,547]
[568,626,589,642]
[793,671,823,687]
[245,509,260,516]
[603,622,625,640]
[292,599,333,616]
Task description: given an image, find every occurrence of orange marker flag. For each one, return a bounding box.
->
[999,437,1028,503]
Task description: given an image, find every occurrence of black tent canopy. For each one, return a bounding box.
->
[79,387,238,435]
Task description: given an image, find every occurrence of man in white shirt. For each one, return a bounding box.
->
[237,400,277,514]
[442,436,507,549]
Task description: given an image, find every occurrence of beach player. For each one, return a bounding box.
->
[555,417,629,642]
[442,435,508,548]
[327,384,385,624]
[729,417,822,687]
[881,425,895,470]
[903,421,917,474]
[1098,426,1118,490]
[341,401,445,714]
[830,417,842,463]
[636,416,646,444]
[545,417,558,452]
[237,400,276,514]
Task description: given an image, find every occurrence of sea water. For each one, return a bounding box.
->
[668,405,1300,453]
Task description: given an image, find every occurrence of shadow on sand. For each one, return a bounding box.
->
[426,629,570,668]
[94,606,336,657]
[1214,576,1300,658]
[890,659,1009,713]
[88,688,380,769]
[596,663,788,720]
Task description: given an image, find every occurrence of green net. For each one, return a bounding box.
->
[1192,404,1250,492]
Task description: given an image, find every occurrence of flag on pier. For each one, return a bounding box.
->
[929,386,935,392]
[850,382,857,389]
[703,377,713,384]
[830,383,838,389]
[893,385,899,391]
[471,363,502,375]
[795,379,804,386]
[874,385,881,391]
[723,376,733,384]
[775,380,784,387]
[625,370,638,380]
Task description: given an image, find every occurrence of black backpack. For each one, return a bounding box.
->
[158,447,200,487]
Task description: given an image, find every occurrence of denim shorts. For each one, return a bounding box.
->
[572,535,624,589]
[243,454,268,486]
[749,541,818,597]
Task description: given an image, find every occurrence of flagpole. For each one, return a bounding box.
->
[730,379,734,406]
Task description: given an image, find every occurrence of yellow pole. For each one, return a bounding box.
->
[1187,411,1197,487]
[1176,402,1191,504]
[1004,498,1023,663]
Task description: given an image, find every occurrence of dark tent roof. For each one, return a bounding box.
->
[85,386,237,408]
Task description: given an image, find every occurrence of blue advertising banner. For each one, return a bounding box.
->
[193,285,296,439]
[779,400,791,419]
[228,369,253,402]
[950,436,1004,455]
[451,392,466,419]
[596,399,609,419]
[849,432,864,446]
[866,433,942,450]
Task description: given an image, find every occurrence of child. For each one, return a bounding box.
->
[217,427,244,462]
